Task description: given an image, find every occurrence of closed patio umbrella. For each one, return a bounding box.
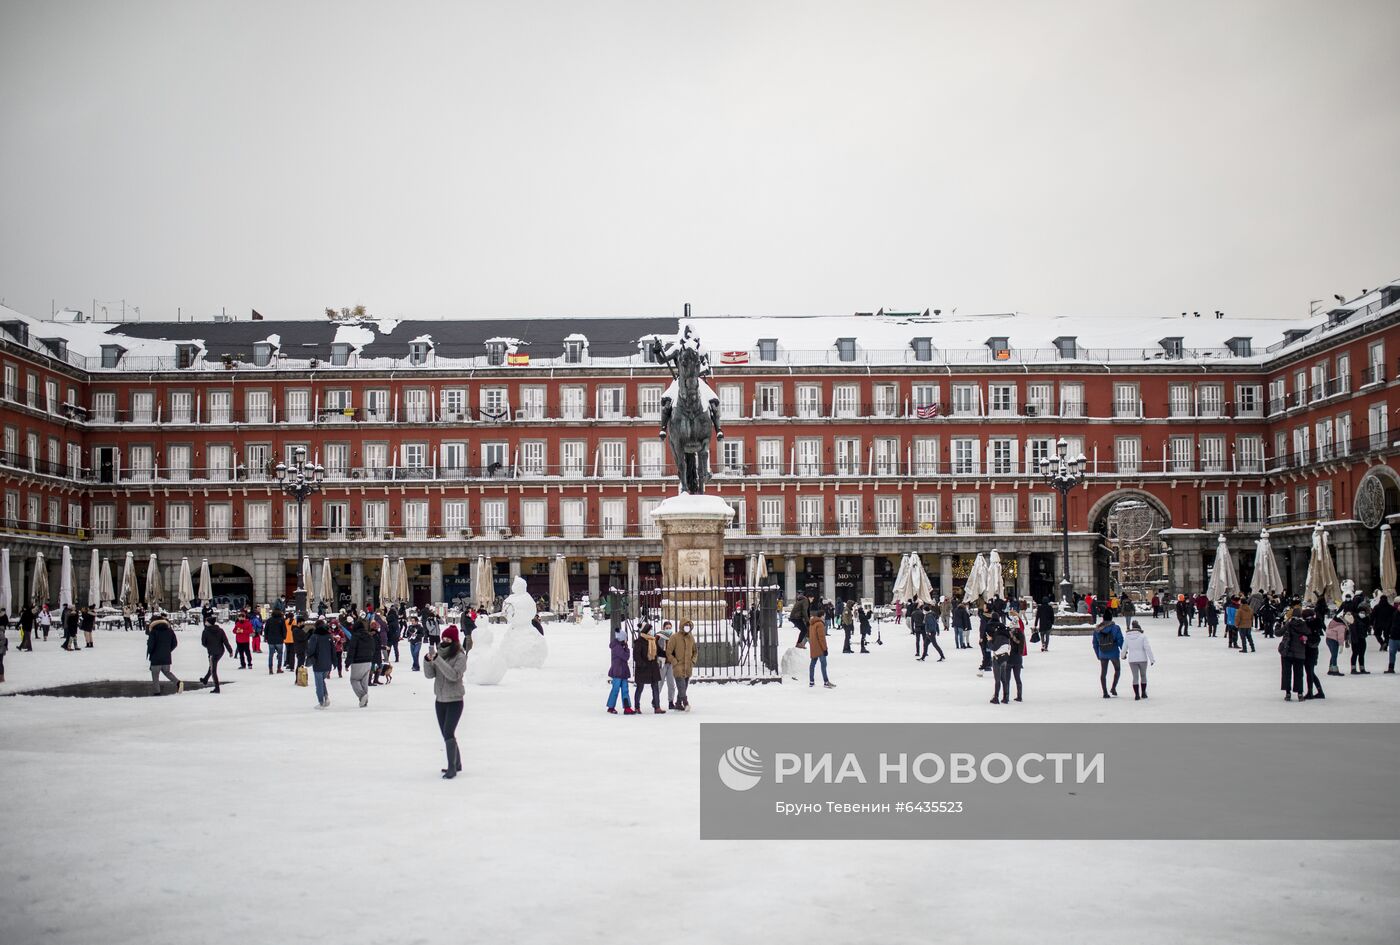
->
[120,551,139,607]
[395,557,409,604]
[549,554,569,613]
[1,548,11,616]
[1379,525,1397,597]
[301,556,314,604]
[378,554,392,607]
[986,549,1004,600]
[100,557,115,607]
[31,552,48,607]
[1304,524,1342,605]
[1206,533,1239,600]
[177,557,194,610]
[88,548,101,608]
[964,553,988,601]
[198,558,212,603]
[890,553,914,602]
[1250,529,1285,597]
[58,546,73,609]
[473,555,493,611]
[320,558,334,606]
[145,553,164,609]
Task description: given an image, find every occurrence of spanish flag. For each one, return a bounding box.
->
[507,352,530,366]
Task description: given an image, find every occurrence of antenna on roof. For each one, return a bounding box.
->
[1333,294,1346,304]
[684,302,691,320]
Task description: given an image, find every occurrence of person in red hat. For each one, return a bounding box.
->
[424,624,470,778]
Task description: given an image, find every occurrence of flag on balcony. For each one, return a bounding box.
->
[506,352,530,366]
[720,351,749,365]
[915,403,939,419]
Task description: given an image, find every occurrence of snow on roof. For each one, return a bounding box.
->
[331,324,376,353]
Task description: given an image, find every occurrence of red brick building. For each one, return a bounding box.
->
[3,283,1399,610]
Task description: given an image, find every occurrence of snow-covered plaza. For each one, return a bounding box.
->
[2,613,1398,944]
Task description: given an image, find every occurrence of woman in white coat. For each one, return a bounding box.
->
[1123,619,1156,701]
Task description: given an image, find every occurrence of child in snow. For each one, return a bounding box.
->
[607,628,634,714]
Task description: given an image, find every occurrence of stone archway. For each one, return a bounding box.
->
[1087,489,1173,600]
[1086,489,1173,532]
[1354,466,1400,528]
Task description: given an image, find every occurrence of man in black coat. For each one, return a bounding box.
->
[200,617,233,693]
[789,592,810,648]
[147,614,182,695]
[1035,598,1055,652]
[264,609,286,674]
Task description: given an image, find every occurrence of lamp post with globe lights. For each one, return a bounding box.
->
[1039,437,1087,610]
[275,446,324,616]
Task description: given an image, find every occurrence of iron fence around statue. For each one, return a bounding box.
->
[632,583,781,683]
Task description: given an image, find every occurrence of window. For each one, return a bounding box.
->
[519,441,546,475]
[836,495,860,535]
[246,390,270,423]
[1237,435,1263,472]
[597,386,625,419]
[1168,383,1192,418]
[561,498,586,538]
[439,388,467,420]
[991,495,1016,531]
[600,440,626,476]
[1314,419,1333,460]
[720,439,744,474]
[560,386,585,420]
[25,433,37,471]
[952,438,979,475]
[521,499,547,537]
[1,364,11,401]
[93,391,116,422]
[756,384,782,418]
[1169,436,1193,472]
[1235,384,1261,417]
[1310,362,1327,401]
[325,502,348,538]
[1317,481,1333,519]
[408,341,431,365]
[1202,493,1226,527]
[401,443,428,475]
[100,346,123,368]
[481,498,507,532]
[1197,383,1224,418]
[1112,383,1140,418]
[951,384,979,417]
[443,500,469,535]
[481,442,509,476]
[834,437,860,475]
[716,384,741,421]
[911,337,932,361]
[245,502,270,541]
[1237,494,1262,526]
[206,444,231,481]
[796,385,822,418]
[758,438,783,474]
[518,386,546,420]
[989,438,1016,475]
[132,391,155,423]
[1335,354,1350,394]
[640,439,665,476]
[1026,383,1052,415]
[440,442,467,476]
[167,445,191,481]
[912,384,938,414]
[324,387,352,412]
[954,495,978,533]
[600,498,625,538]
[400,499,428,540]
[208,390,231,423]
[1269,492,1287,523]
[1336,413,1351,455]
[363,442,389,477]
[24,373,35,407]
[1292,426,1310,465]
[915,495,938,530]
[913,437,939,475]
[564,337,585,363]
[796,439,821,476]
[872,437,898,475]
[560,441,586,476]
[758,339,778,362]
[873,383,898,417]
[245,443,271,479]
[1059,383,1084,418]
[759,497,783,536]
[330,343,351,366]
[1114,437,1140,475]
[1366,341,1386,385]
[1368,402,1388,443]
[797,496,822,536]
[836,338,857,362]
[1031,494,1055,533]
[876,495,900,535]
[1025,437,1053,475]
[206,504,231,541]
[252,342,275,366]
[403,388,429,422]
[639,385,665,420]
[832,385,858,418]
[480,387,509,421]
[363,501,387,539]
[44,379,58,413]
[1268,378,1286,414]
[485,342,507,366]
[67,502,80,531]
[1295,486,1310,519]
[989,384,1016,416]
[322,443,348,478]
[129,445,154,481]
[1199,436,1225,472]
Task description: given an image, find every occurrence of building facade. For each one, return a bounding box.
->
[3,284,1400,610]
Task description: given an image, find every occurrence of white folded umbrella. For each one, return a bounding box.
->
[100,557,115,607]
[1249,530,1285,596]
[145,553,164,609]
[198,558,212,603]
[1206,533,1239,600]
[58,546,73,609]
[1379,525,1397,598]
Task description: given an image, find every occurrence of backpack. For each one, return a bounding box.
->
[1095,624,1118,650]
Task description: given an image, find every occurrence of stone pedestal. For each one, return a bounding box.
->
[650,494,735,665]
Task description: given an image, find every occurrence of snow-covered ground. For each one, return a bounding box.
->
[2,614,1397,944]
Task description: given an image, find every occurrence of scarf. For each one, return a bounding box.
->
[438,640,459,660]
[639,632,657,660]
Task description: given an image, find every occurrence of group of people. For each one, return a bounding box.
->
[606,618,698,713]
[1275,592,1398,701]
[3,602,98,653]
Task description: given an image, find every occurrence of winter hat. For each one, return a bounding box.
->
[441,625,460,643]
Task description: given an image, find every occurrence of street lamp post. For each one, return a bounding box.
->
[274,446,325,616]
[1039,437,1087,610]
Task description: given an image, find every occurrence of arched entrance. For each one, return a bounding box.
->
[207,563,254,609]
[1354,467,1400,589]
[1089,490,1172,601]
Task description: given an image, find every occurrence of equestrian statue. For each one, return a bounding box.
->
[651,327,724,495]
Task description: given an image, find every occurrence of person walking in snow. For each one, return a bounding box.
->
[424,624,469,778]
[60,606,79,651]
[1348,605,1372,674]
[807,612,834,689]
[347,612,378,707]
[606,626,634,714]
[858,604,872,653]
[305,618,334,708]
[1235,598,1256,654]
[18,604,34,651]
[37,605,52,642]
[1007,611,1026,701]
[1092,613,1125,699]
[264,608,286,674]
[1303,607,1326,700]
[789,592,810,648]
[233,610,254,668]
[199,613,233,694]
[1204,599,1219,638]
[919,605,945,662]
[666,619,697,711]
[633,622,664,713]
[330,616,348,677]
[988,610,1013,704]
[80,606,96,648]
[1123,619,1155,700]
[147,612,182,695]
[1278,610,1309,701]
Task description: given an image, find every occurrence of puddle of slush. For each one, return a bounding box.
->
[7,680,229,698]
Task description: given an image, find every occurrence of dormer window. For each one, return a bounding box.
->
[330,343,351,366]
[175,344,198,369]
[1225,336,1253,357]
[758,339,778,362]
[408,341,432,365]
[564,336,587,364]
[39,338,68,360]
[641,338,661,363]
[486,341,507,366]
[1159,337,1183,359]
[985,337,1010,361]
[911,337,932,362]
[1052,336,1077,359]
[836,338,857,362]
[252,342,276,366]
[100,344,127,368]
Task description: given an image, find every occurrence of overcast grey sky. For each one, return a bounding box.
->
[1,0,1397,322]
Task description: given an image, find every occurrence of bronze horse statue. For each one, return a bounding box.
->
[653,339,723,494]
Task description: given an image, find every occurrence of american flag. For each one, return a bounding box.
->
[720,350,749,365]
[915,403,939,419]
